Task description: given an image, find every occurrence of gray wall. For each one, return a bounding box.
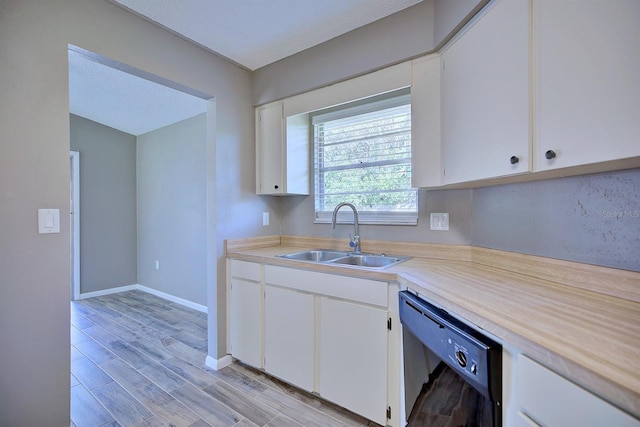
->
[0,1,263,424]
[257,0,488,247]
[472,168,640,272]
[256,0,640,273]
[252,0,487,106]
[281,189,473,246]
[70,115,137,294]
[282,166,640,272]
[283,167,640,272]
[137,114,207,306]
[433,0,489,47]
[252,0,435,105]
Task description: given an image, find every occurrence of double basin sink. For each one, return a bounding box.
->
[277,249,410,269]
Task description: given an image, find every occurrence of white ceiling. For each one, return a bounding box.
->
[110,0,423,71]
[70,0,422,136]
[69,49,209,136]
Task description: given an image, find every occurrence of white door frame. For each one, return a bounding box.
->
[70,151,80,300]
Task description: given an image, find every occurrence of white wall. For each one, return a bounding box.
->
[137,114,208,305]
[0,1,265,424]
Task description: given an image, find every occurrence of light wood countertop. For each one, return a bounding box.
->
[225,235,640,419]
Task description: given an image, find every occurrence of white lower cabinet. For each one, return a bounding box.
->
[229,261,399,426]
[516,355,639,427]
[264,285,315,391]
[229,260,263,369]
[514,411,540,427]
[318,297,389,425]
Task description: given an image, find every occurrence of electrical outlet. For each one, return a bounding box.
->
[262,212,270,226]
[430,213,449,231]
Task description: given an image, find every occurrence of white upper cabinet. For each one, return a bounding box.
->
[411,54,442,188]
[441,0,531,185]
[255,101,309,195]
[534,0,640,171]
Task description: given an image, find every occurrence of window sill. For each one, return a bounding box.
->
[314,214,418,226]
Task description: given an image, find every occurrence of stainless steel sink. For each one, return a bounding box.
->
[277,249,409,269]
[329,254,408,268]
[278,249,348,262]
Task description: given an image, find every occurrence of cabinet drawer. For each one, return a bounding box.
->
[264,265,388,307]
[229,259,261,282]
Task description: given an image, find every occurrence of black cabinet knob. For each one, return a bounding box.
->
[510,156,520,165]
[274,185,279,189]
[545,150,557,160]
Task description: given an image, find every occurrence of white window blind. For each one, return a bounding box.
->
[312,90,417,225]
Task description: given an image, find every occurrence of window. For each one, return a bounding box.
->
[312,89,417,225]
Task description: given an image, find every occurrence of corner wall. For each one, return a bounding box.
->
[70,115,137,294]
[137,114,208,306]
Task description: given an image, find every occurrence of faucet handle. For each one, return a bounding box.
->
[349,233,360,248]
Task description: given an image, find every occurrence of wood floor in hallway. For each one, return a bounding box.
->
[71,290,379,427]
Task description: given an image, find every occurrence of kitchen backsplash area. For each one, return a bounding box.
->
[472,167,640,272]
[281,187,474,246]
[282,168,639,272]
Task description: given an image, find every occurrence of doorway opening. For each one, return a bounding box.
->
[68,45,217,424]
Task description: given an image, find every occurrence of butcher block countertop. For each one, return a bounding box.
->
[225,235,640,420]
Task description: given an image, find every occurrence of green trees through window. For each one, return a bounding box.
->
[313,92,417,223]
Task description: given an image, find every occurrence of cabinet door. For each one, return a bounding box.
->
[535,0,640,171]
[441,0,530,184]
[517,356,640,427]
[264,285,315,391]
[229,277,262,368]
[515,411,540,427]
[318,297,388,425]
[256,102,284,194]
[411,54,442,188]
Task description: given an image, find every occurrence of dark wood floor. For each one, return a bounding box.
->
[71,290,378,427]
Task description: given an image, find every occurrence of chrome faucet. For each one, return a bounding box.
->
[331,202,361,254]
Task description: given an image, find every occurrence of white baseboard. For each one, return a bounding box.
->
[78,284,139,300]
[205,354,233,371]
[79,284,208,314]
[136,285,208,314]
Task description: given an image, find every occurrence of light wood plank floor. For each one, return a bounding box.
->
[71,290,380,427]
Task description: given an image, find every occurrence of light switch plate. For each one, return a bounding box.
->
[38,209,60,234]
[262,212,270,226]
[430,213,449,231]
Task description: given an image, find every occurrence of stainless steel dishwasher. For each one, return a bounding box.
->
[399,290,502,427]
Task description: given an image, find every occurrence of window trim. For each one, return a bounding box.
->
[311,89,417,226]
